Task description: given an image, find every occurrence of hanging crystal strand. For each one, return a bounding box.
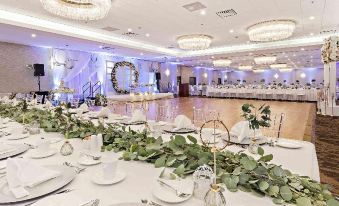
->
[204,120,226,206]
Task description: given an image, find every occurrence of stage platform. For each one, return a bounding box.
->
[107,93,174,102]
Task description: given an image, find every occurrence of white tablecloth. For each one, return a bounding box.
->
[206,87,318,101]
[0,120,319,206]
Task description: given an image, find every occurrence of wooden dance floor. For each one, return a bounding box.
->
[111,97,316,141]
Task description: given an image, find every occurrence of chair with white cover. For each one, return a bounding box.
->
[265,90,274,100]
[201,86,207,96]
[229,89,237,98]
[296,90,306,102]
[193,85,199,96]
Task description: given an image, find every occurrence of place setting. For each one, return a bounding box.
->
[26,138,58,159]
[0,158,77,205]
[119,109,147,126]
[91,152,126,186]
[163,115,197,134]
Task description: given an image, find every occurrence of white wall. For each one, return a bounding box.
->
[0,42,51,93]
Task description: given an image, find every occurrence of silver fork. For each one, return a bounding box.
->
[141,199,163,206]
[157,179,190,198]
[80,199,100,206]
[23,189,74,206]
[63,162,86,174]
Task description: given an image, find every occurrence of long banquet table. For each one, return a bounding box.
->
[206,86,318,101]
[0,118,319,206]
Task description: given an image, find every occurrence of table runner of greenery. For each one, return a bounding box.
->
[0,101,337,206]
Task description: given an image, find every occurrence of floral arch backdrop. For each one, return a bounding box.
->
[111,61,139,94]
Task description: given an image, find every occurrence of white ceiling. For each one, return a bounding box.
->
[0,0,337,67]
[0,0,337,47]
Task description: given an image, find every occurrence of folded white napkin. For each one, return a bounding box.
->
[12,99,19,106]
[79,103,89,113]
[6,158,61,199]
[158,178,194,195]
[97,107,111,118]
[130,109,146,123]
[1,96,9,103]
[230,121,261,142]
[174,115,194,130]
[45,100,53,109]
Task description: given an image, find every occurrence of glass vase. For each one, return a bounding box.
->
[248,129,258,154]
[204,184,226,206]
[60,141,74,156]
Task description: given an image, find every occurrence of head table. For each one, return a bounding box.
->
[0,116,320,206]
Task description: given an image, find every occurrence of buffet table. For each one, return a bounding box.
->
[107,93,174,102]
[0,118,320,206]
[206,86,319,101]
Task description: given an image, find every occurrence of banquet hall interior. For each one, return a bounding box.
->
[0,0,338,206]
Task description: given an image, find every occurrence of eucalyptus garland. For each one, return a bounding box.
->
[111,61,139,94]
[0,101,338,206]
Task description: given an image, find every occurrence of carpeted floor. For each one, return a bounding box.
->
[315,115,339,195]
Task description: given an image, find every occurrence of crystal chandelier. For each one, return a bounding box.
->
[238,65,253,71]
[254,56,277,65]
[270,63,287,69]
[247,20,296,42]
[177,34,213,50]
[40,0,112,21]
[213,59,232,67]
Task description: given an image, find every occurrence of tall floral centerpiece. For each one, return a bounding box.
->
[241,104,271,154]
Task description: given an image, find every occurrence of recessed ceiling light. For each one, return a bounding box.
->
[31,33,36,38]
[309,16,315,20]
[140,52,144,56]
[229,29,234,33]
[211,56,215,59]
[200,10,206,15]
[99,45,103,49]
[145,33,150,37]
[127,28,132,32]
[300,48,305,51]
[310,32,314,36]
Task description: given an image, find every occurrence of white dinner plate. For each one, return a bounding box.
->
[152,180,193,203]
[91,170,126,185]
[276,140,302,149]
[29,148,58,159]
[7,133,29,140]
[0,144,29,160]
[0,161,7,170]
[0,165,76,204]
[31,192,93,206]
[109,203,143,206]
[77,156,101,166]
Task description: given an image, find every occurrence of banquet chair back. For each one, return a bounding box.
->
[71,98,80,108]
[156,104,170,121]
[205,109,220,121]
[192,107,205,126]
[36,95,44,104]
[261,112,285,140]
[125,102,144,116]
